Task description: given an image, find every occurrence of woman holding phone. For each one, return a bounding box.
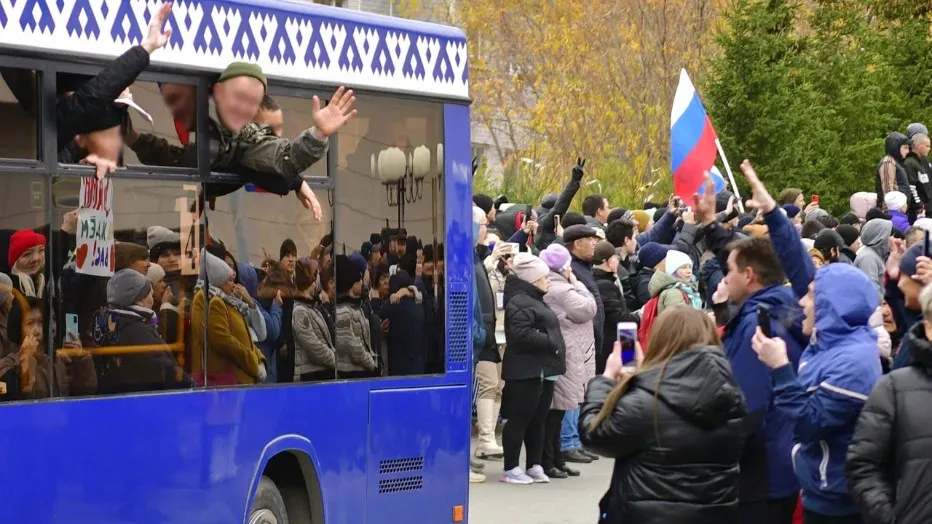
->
[580,307,746,523]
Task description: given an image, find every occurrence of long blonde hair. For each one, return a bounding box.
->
[587,307,721,433]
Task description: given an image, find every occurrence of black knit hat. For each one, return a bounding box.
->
[280,238,297,260]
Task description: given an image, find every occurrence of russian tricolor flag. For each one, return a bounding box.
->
[671,69,719,200]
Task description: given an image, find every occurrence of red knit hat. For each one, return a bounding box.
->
[8,230,46,268]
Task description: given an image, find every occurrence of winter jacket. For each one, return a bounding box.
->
[482,260,507,345]
[474,250,499,363]
[585,215,606,230]
[904,151,932,206]
[632,267,655,310]
[501,276,566,381]
[854,219,892,298]
[191,290,267,385]
[724,207,813,503]
[57,45,151,154]
[889,210,910,233]
[130,103,328,198]
[648,270,688,313]
[572,256,605,356]
[93,306,193,394]
[876,133,911,206]
[335,297,378,375]
[635,210,677,247]
[292,296,336,378]
[616,253,639,312]
[255,290,284,383]
[580,346,747,524]
[769,264,881,516]
[543,271,597,410]
[594,267,638,370]
[846,321,932,524]
[383,291,426,377]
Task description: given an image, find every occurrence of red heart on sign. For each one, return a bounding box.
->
[76,244,88,269]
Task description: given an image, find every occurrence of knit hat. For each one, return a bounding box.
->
[884,191,908,212]
[512,253,550,284]
[900,244,925,280]
[473,194,493,215]
[652,207,666,224]
[835,225,860,247]
[280,238,298,260]
[146,263,166,285]
[107,268,152,307]
[8,229,46,268]
[369,233,383,250]
[665,249,692,275]
[349,253,368,276]
[200,248,234,285]
[114,242,149,272]
[592,240,616,265]
[335,254,364,295]
[814,229,845,253]
[539,244,572,272]
[607,208,633,224]
[737,214,755,230]
[804,208,830,224]
[631,210,650,233]
[147,225,180,250]
[0,273,12,306]
[908,123,929,139]
[540,194,558,210]
[562,224,599,244]
[866,208,891,222]
[849,192,877,220]
[638,242,668,268]
[217,62,267,90]
[914,218,932,232]
[782,204,801,219]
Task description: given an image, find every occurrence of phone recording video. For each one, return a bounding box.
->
[617,322,637,365]
[757,305,772,338]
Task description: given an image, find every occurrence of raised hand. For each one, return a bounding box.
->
[141,2,173,54]
[81,154,118,180]
[740,160,777,214]
[312,87,357,138]
[296,180,322,220]
[692,174,717,226]
[572,157,586,182]
[751,327,790,369]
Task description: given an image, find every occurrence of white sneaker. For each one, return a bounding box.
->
[499,467,533,485]
[526,465,550,483]
[469,470,486,483]
[474,442,505,459]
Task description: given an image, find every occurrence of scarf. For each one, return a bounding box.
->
[12,269,44,299]
[195,280,258,341]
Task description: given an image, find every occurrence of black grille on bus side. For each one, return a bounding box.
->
[378,476,424,494]
[379,456,424,475]
[447,290,468,364]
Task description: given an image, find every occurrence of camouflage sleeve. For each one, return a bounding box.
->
[129,133,197,168]
[238,126,329,179]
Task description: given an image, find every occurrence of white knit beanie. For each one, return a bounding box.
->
[512,253,549,284]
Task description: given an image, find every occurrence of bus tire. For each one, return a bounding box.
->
[250,475,289,524]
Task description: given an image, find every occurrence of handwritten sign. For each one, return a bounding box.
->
[76,178,115,276]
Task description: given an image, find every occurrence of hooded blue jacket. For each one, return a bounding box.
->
[770,264,881,516]
[722,207,813,502]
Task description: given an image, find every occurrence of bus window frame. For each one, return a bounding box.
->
[0,54,44,166]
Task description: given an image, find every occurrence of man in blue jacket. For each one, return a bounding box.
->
[694,162,813,524]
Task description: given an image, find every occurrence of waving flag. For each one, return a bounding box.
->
[670,69,719,199]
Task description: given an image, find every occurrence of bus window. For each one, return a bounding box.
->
[334,95,444,378]
[50,176,201,396]
[0,68,38,159]
[0,174,54,401]
[259,92,328,178]
[121,81,198,169]
[201,184,333,385]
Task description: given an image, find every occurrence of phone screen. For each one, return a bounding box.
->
[65,313,79,342]
[925,230,930,258]
[617,322,637,365]
[757,305,772,338]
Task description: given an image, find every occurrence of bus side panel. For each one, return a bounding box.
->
[365,385,470,524]
[0,383,371,524]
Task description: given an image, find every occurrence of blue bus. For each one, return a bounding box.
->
[0,1,474,522]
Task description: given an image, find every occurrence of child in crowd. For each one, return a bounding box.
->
[665,250,702,309]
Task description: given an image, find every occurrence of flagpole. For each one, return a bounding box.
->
[715,138,745,213]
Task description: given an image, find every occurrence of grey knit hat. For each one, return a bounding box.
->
[0,272,12,305]
[200,248,234,286]
[107,269,152,307]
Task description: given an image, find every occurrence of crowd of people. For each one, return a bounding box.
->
[471,125,932,524]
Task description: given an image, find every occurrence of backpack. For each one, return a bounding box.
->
[637,285,689,352]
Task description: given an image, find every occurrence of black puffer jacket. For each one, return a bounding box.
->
[501,276,566,381]
[846,322,932,524]
[580,345,746,524]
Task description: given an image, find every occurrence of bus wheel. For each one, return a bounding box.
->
[250,475,289,524]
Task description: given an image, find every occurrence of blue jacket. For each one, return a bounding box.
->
[723,208,813,502]
[771,264,881,516]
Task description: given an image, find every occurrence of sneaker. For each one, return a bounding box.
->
[561,449,593,464]
[469,470,487,483]
[499,467,533,485]
[526,465,550,483]
[474,443,505,459]
[579,448,600,461]
[470,459,486,471]
[545,466,569,479]
[558,464,581,477]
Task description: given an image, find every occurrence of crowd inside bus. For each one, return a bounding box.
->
[0,3,448,403]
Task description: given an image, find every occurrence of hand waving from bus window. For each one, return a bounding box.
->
[297,180,323,220]
[311,87,357,139]
[141,2,174,54]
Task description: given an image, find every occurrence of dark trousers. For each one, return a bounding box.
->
[542,409,566,470]
[803,510,862,524]
[502,378,554,471]
[739,496,798,524]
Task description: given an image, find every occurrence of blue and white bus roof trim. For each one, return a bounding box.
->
[0,0,470,100]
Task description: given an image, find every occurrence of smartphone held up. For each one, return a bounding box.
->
[617,322,637,372]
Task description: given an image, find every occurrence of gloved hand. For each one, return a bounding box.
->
[572,157,586,182]
[257,363,268,382]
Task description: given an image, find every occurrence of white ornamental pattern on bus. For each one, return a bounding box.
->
[0,0,469,98]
